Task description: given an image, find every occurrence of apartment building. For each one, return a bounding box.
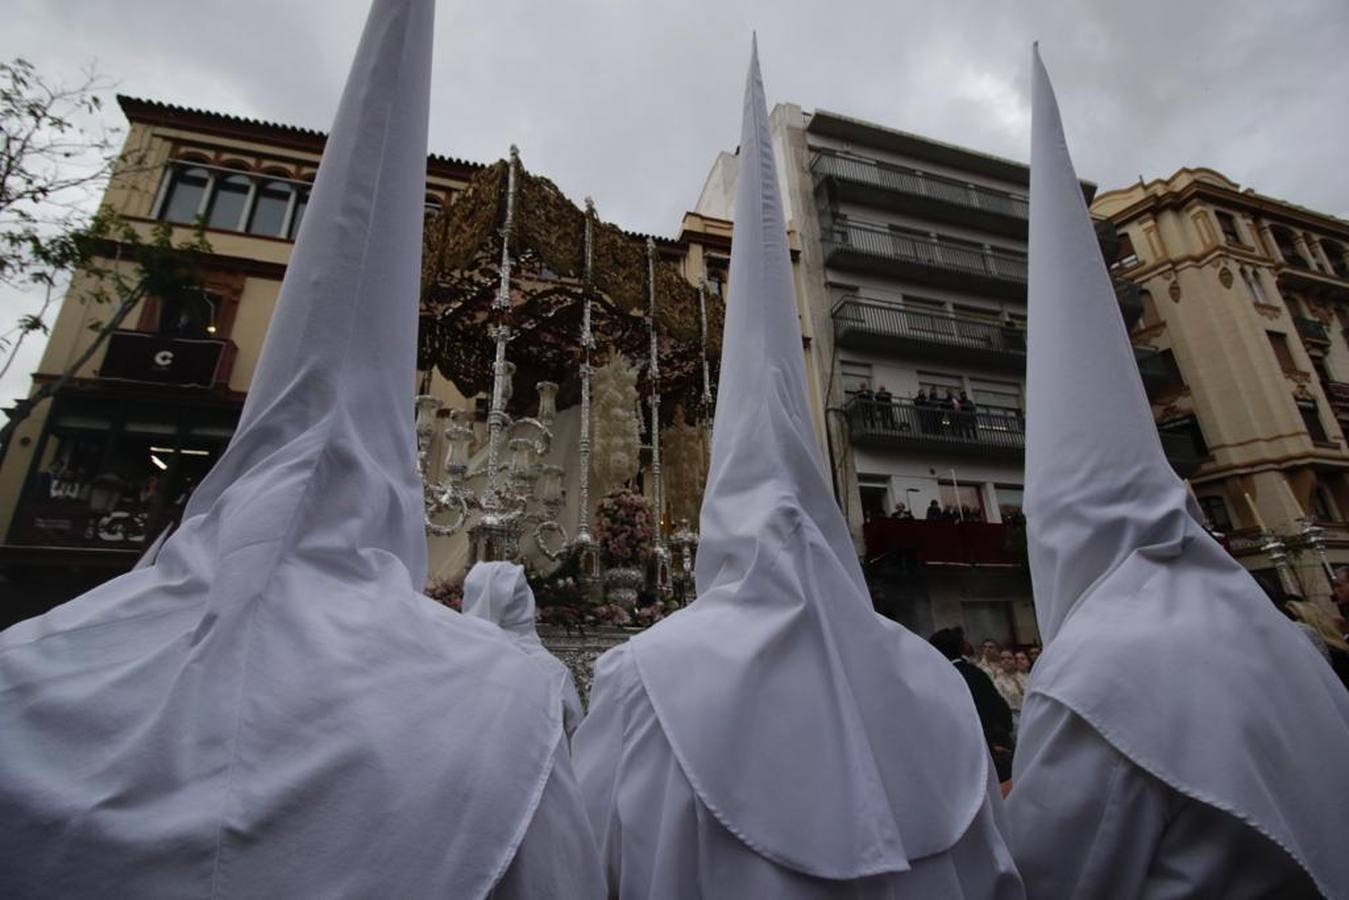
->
[1093,168,1349,603]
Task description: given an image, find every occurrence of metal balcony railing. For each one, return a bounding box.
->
[832,297,1025,363]
[811,151,1029,221]
[1293,315,1330,345]
[823,219,1029,283]
[844,395,1025,456]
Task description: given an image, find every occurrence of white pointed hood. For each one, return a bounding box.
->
[627,39,987,879]
[464,561,583,736]
[1023,45,1349,898]
[464,561,542,644]
[0,3,566,896]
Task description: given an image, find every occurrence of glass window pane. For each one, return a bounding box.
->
[247,180,292,236]
[162,167,209,224]
[206,174,251,231]
[288,188,310,240]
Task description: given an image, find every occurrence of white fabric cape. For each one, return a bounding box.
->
[0,2,568,896]
[1019,44,1349,899]
[463,561,583,737]
[625,39,988,880]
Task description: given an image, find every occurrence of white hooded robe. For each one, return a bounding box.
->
[0,2,602,896]
[571,40,1024,900]
[463,561,584,739]
[1005,45,1349,900]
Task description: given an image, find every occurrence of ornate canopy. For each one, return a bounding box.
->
[418,155,723,415]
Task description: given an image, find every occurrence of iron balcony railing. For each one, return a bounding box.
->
[811,151,1029,221]
[832,297,1025,358]
[823,219,1029,283]
[1293,315,1331,345]
[844,395,1025,454]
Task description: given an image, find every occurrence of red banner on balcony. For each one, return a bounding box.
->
[863,518,1022,567]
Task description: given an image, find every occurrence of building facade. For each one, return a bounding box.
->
[1092,168,1349,604]
[0,97,731,625]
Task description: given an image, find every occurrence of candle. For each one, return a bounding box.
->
[1279,478,1305,519]
[1243,492,1267,531]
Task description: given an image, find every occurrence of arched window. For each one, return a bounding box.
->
[247,179,293,237]
[206,173,252,231]
[161,166,211,224]
[1271,226,1310,270]
[1322,240,1349,279]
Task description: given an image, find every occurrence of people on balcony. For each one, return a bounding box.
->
[925,499,943,520]
[874,384,895,428]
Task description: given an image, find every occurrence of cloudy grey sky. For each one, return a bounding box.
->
[3,0,1347,402]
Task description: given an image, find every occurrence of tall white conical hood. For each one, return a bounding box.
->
[175,0,431,582]
[0,3,569,896]
[1024,45,1196,643]
[628,39,987,879]
[1023,45,1349,897]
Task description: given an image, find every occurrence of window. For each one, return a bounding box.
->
[917,370,963,402]
[247,180,293,237]
[1268,332,1300,374]
[995,484,1024,522]
[938,480,986,522]
[969,378,1022,413]
[1158,415,1209,458]
[1323,240,1349,279]
[1271,226,1311,270]
[1215,211,1243,245]
[161,166,210,224]
[157,162,312,242]
[288,188,310,240]
[840,360,872,396]
[705,257,728,298]
[1112,232,1139,269]
[1240,267,1268,305]
[205,173,251,231]
[1134,288,1161,332]
[10,402,235,550]
[1198,495,1233,531]
[1297,399,1329,443]
[858,474,890,522]
[1146,349,1186,396]
[157,291,216,338]
[1313,358,1332,387]
[1313,481,1338,521]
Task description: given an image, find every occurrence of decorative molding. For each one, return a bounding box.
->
[1254,302,1284,320]
[1168,280,1182,302]
[1218,266,1234,289]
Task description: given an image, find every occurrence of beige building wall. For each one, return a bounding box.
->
[1093,168,1349,604]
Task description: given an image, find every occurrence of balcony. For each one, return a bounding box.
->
[863,517,1020,567]
[844,395,1025,458]
[1293,315,1331,347]
[822,219,1028,298]
[811,150,1028,237]
[832,297,1025,370]
[99,330,235,388]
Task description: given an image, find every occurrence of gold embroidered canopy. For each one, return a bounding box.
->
[419,155,723,415]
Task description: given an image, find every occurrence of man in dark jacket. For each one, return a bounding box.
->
[930,627,1015,782]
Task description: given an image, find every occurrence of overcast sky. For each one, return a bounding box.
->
[3,0,1347,402]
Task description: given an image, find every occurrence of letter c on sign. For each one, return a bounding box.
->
[153,350,174,368]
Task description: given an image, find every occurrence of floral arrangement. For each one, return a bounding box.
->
[425,576,463,611]
[595,488,655,567]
